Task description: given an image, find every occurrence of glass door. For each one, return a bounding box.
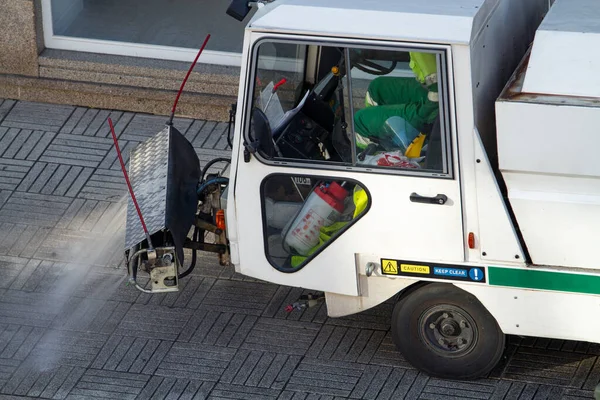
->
[42,0,255,65]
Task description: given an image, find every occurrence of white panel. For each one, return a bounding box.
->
[523,30,600,98]
[497,101,600,178]
[226,30,253,266]
[325,260,417,317]
[503,172,600,269]
[497,98,600,269]
[251,5,473,45]
[451,45,480,264]
[249,0,488,45]
[473,131,525,264]
[457,284,600,343]
[522,0,600,98]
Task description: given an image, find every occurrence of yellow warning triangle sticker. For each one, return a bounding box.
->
[382,260,398,274]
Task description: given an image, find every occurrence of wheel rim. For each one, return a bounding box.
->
[418,304,478,358]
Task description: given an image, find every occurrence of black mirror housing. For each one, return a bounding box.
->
[226,0,252,21]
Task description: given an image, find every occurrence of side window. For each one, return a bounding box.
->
[262,174,369,271]
[349,50,443,171]
[248,41,449,175]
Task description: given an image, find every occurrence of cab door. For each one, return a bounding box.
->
[230,33,463,296]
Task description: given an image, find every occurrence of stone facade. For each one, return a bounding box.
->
[0,0,43,77]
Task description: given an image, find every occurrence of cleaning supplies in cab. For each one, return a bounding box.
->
[282,181,348,256]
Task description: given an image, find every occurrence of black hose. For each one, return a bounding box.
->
[178,226,199,279]
[200,158,231,182]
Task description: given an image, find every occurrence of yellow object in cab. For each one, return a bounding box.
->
[405,133,426,158]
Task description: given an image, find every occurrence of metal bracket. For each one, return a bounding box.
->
[149,263,178,293]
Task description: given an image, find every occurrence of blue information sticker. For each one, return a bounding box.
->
[469,268,484,281]
[433,267,468,278]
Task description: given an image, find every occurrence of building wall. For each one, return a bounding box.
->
[0,0,236,121]
[0,0,43,77]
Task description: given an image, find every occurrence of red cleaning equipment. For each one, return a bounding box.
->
[283,182,348,256]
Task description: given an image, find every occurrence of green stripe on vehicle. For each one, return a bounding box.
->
[488,267,600,295]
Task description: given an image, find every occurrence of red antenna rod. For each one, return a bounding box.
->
[108,117,154,250]
[167,33,211,126]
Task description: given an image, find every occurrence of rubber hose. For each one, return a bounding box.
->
[200,158,231,182]
[178,226,199,279]
[197,177,229,197]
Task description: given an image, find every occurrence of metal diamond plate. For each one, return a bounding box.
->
[124,127,170,250]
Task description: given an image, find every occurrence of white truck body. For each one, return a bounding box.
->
[120,0,600,382]
[223,0,600,345]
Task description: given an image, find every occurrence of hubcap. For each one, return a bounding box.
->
[418,304,478,358]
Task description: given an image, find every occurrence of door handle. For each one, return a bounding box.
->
[410,193,448,205]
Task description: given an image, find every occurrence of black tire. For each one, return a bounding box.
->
[391,283,505,380]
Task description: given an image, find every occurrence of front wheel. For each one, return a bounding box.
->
[391,283,505,380]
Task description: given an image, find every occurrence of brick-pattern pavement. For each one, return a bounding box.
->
[0,98,598,400]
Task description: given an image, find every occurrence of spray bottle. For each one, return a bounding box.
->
[282,181,348,256]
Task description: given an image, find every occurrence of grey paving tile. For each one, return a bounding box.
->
[102,111,135,139]
[67,368,149,400]
[18,227,54,258]
[78,169,126,202]
[0,189,10,209]
[86,300,132,335]
[70,109,99,135]
[81,109,113,137]
[0,359,20,392]
[191,121,216,148]
[119,114,193,143]
[0,325,45,361]
[0,158,32,191]
[368,332,413,369]
[0,99,16,124]
[0,256,31,288]
[202,123,227,150]
[209,383,281,399]
[39,152,105,168]
[419,378,497,399]
[563,388,597,399]
[155,342,235,381]
[64,167,94,197]
[502,346,596,387]
[2,225,40,257]
[115,304,194,341]
[52,165,84,197]
[59,107,87,134]
[284,358,366,398]
[199,280,278,316]
[0,128,21,159]
[241,318,321,356]
[1,102,73,133]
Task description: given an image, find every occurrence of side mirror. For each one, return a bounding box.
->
[226,0,252,21]
[251,108,276,158]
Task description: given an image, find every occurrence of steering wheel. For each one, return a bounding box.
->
[353,59,398,75]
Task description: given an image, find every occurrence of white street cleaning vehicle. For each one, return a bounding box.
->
[117,0,600,382]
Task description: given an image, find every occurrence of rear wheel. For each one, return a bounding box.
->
[391,283,505,380]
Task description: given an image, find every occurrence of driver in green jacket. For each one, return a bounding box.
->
[353,52,440,148]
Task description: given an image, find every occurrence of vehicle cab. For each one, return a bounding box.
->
[226,0,547,311]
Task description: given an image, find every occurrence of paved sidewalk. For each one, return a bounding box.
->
[0,98,597,400]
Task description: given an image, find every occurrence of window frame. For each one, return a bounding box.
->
[245,34,456,180]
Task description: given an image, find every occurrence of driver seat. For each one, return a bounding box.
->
[424,115,442,171]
